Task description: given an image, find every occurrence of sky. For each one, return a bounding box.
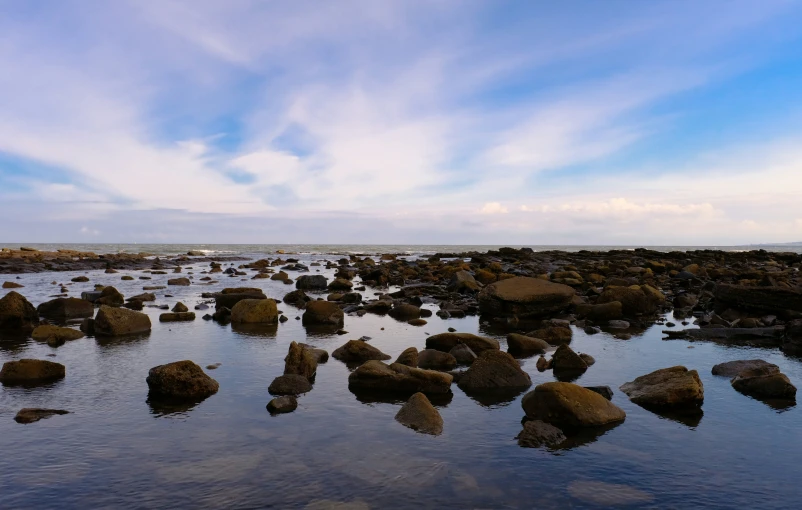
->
[2,0,802,245]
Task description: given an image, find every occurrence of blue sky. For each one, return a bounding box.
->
[2,0,802,244]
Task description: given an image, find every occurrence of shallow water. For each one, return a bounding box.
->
[2,254,802,509]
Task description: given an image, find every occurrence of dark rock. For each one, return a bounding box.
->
[395,392,443,435]
[478,276,574,318]
[620,366,704,409]
[449,343,478,365]
[712,359,779,378]
[457,350,532,392]
[283,289,311,307]
[506,333,549,357]
[172,302,189,313]
[302,300,344,327]
[395,347,419,367]
[268,374,313,395]
[94,305,152,336]
[230,299,278,324]
[267,396,298,414]
[731,366,796,400]
[388,303,421,320]
[426,332,499,354]
[146,360,219,399]
[417,349,457,370]
[576,301,623,321]
[0,291,39,332]
[448,270,480,293]
[37,297,93,319]
[0,359,65,385]
[516,420,567,448]
[96,286,124,307]
[167,277,191,286]
[159,312,196,322]
[296,275,328,291]
[551,344,588,371]
[332,340,391,363]
[14,408,70,424]
[584,386,614,400]
[31,325,84,343]
[348,361,453,394]
[284,341,318,380]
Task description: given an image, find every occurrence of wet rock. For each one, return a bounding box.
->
[283,289,311,307]
[2,281,23,289]
[715,284,802,315]
[0,359,65,385]
[159,312,196,322]
[215,290,267,311]
[328,278,353,291]
[167,277,191,286]
[268,374,313,395]
[579,353,595,366]
[230,299,278,324]
[284,341,318,380]
[31,325,84,343]
[527,325,572,345]
[332,340,391,363]
[731,366,796,400]
[388,303,421,320]
[296,275,328,291]
[37,297,93,319]
[0,291,39,332]
[267,396,298,414]
[620,366,704,409]
[348,361,453,394]
[449,343,477,365]
[607,320,630,329]
[407,318,427,326]
[172,302,189,313]
[271,271,291,281]
[576,301,623,321]
[71,276,89,282]
[302,300,345,327]
[457,350,532,392]
[521,382,626,428]
[364,300,393,314]
[14,408,70,424]
[96,286,124,307]
[395,347,419,367]
[299,343,329,364]
[417,349,457,371]
[478,276,574,318]
[516,420,566,448]
[536,356,549,372]
[712,359,779,378]
[146,360,219,399]
[395,392,443,435]
[584,386,614,400]
[448,270,480,293]
[597,286,659,317]
[551,344,588,371]
[128,292,156,302]
[426,332,499,354]
[94,305,152,336]
[506,333,549,357]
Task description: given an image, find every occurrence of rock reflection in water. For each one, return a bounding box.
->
[231,322,278,338]
[94,331,150,348]
[351,388,454,407]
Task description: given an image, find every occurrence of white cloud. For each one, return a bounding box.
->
[480,202,509,214]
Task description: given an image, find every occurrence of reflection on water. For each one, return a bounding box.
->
[231,323,278,338]
[2,253,802,508]
[147,394,208,417]
[351,388,454,407]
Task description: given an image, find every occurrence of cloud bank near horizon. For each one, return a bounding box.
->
[2,0,802,245]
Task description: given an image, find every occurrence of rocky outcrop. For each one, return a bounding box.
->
[230,299,278,324]
[302,300,344,327]
[0,359,65,385]
[395,392,443,435]
[417,349,457,371]
[0,291,39,332]
[94,305,152,336]
[506,333,549,357]
[620,366,704,409]
[37,297,93,319]
[146,360,219,399]
[457,350,532,392]
[332,340,391,363]
[521,382,626,428]
[348,361,453,394]
[478,277,574,318]
[425,332,499,354]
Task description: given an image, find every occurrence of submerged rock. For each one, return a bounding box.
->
[521,382,626,428]
[395,392,443,435]
[31,325,84,345]
[14,408,70,424]
[516,420,566,448]
[146,360,219,399]
[94,305,152,336]
[332,340,391,363]
[620,366,704,409]
[267,396,298,414]
[348,361,453,394]
[457,350,531,392]
[478,276,574,318]
[0,359,65,385]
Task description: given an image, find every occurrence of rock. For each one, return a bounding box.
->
[71,276,89,282]
[172,302,189,313]
[146,360,219,399]
[268,374,313,395]
[96,286,124,307]
[426,332,499,354]
[388,303,421,320]
[267,396,298,414]
[527,325,572,345]
[0,291,39,332]
[516,420,567,448]
[620,366,704,409]
[299,343,329,364]
[0,359,65,385]
[551,344,588,371]
[94,305,151,336]
[584,386,614,400]
[296,275,328,291]
[231,299,278,324]
[128,292,156,302]
[159,312,196,322]
[14,408,70,424]
[417,349,457,371]
[302,300,344,327]
[215,291,267,311]
[715,284,802,315]
[576,301,623,321]
[167,277,191,286]
[731,366,796,400]
[448,270,480,293]
[271,271,290,281]
[2,281,23,288]
[332,340,391,363]
[449,343,478,365]
[579,353,595,366]
[712,359,779,378]
[328,278,353,291]
[348,361,453,394]
[478,276,574,318]
[521,382,626,428]
[506,333,549,357]
[597,286,658,316]
[284,341,318,380]
[81,291,102,302]
[457,350,532,392]
[607,320,630,329]
[37,297,93,319]
[395,392,443,435]
[407,318,427,326]
[536,356,549,372]
[283,289,311,307]
[31,325,84,343]
[395,347,419,367]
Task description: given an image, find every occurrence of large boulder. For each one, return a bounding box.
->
[0,291,39,332]
[96,286,124,307]
[731,366,796,400]
[417,349,457,371]
[457,350,532,392]
[332,340,391,363]
[620,366,704,409]
[296,275,328,291]
[215,290,267,311]
[94,305,152,336]
[230,299,278,324]
[426,332,499,354]
[284,341,318,380]
[712,359,779,378]
[37,297,93,319]
[521,382,626,428]
[348,361,453,394]
[596,286,658,316]
[506,333,549,357]
[302,301,344,327]
[478,277,574,318]
[146,360,219,399]
[0,359,65,385]
[715,284,802,315]
[395,392,443,435]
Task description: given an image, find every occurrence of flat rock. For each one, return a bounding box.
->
[712,359,779,377]
[95,305,152,336]
[31,325,84,343]
[620,366,703,409]
[159,312,196,322]
[332,340,391,363]
[478,276,574,318]
[426,332,499,354]
[731,366,796,400]
[0,359,65,385]
[521,382,626,428]
[14,408,70,424]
